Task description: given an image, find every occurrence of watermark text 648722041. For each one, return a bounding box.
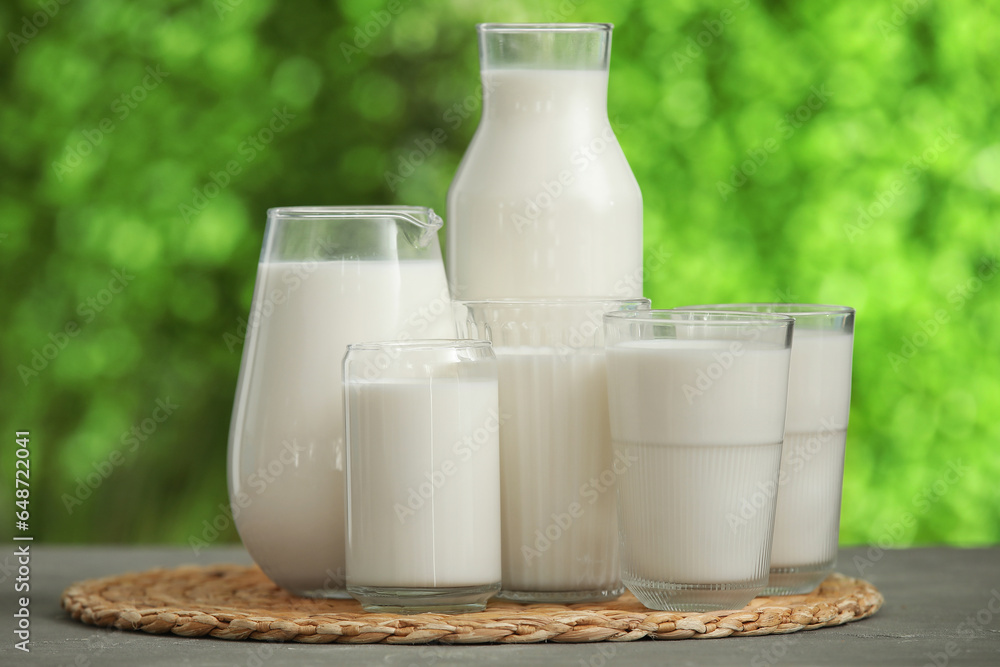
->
[13,431,33,653]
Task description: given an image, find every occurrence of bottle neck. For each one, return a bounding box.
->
[480,68,609,121]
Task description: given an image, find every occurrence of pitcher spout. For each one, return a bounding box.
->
[396,207,443,249]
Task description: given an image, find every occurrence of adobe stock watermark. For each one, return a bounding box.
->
[61,398,179,514]
[542,248,669,357]
[511,120,631,233]
[845,127,959,242]
[853,458,969,576]
[339,0,411,62]
[888,257,997,373]
[681,340,746,403]
[716,84,831,200]
[726,418,839,529]
[179,107,296,223]
[773,286,801,303]
[7,0,71,54]
[680,323,766,404]
[347,286,457,380]
[45,627,119,666]
[922,590,1000,667]
[223,239,352,352]
[17,267,135,386]
[612,244,671,299]
[189,439,307,554]
[213,0,248,20]
[383,76,500,192]
[397,285,454,337]
[315,565,348,596]
[51,65,169,182]
[551,306,615,358]
[672,0,751,72]
[223,260,320,352]
[877,0,930,39]
[749,634,802,667]
[231,640,280,667]
[393,409,508,524]
[543,0,586,22]
[577,643,620,667]
[0,553,20,586]
[521,447,638,564]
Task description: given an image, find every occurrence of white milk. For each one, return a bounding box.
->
[447,69,643,299]
[770,330,854,569]
[228,259,455,595]
[606,339,790,585]
[345,376,501,589]
[496,348,621,597]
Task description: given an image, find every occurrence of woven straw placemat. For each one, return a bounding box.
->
[62,565,883,643]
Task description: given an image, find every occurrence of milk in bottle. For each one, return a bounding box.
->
[447,24,643,299]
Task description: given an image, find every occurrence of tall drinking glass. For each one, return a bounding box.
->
[677,304,855,594]
[227,206,455,597]
[458,299,649,602]
[604,310,794,611]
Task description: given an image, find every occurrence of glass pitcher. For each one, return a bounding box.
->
[227,206,455,597]
[447,23,643,300]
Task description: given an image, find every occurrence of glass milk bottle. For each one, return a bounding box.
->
[447,24,643,300]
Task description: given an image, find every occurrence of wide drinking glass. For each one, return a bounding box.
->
[344,340,501,613]
[604,310,794,611]
[677,304,855,594]
[457,298,649,603]
[227,206,455,597]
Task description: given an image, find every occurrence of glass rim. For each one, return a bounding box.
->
[676,303,854,318]
[477,23,613,33]
[266,206,441,229]
[346,339,492,353]
[459,297,650,308]
[605,309,795,327]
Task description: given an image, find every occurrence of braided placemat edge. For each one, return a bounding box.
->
[61,564,884,644]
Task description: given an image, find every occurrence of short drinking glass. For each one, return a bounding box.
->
[604,310,794,611]
[344,340,502,613]
[677,304,855,594]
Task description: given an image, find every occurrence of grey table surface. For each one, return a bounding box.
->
[1,545,998,666]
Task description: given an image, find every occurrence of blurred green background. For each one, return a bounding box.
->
[1,0,997,548]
